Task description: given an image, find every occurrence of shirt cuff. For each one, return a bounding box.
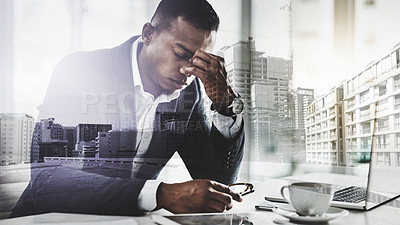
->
[137,180,162,211]
[213,112,242,139]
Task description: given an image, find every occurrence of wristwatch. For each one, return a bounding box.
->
[211,93,244,117]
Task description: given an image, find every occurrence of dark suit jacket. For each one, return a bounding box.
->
[10,36,244,217]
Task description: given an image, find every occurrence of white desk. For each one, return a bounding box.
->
[1,173,400,225]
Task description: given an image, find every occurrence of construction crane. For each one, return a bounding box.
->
[280,0,293,60]
[280,0,295,122]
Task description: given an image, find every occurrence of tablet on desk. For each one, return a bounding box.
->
[152,213,253,225]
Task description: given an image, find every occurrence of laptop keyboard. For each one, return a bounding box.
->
[333,186,367,203]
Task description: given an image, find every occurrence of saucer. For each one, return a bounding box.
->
[273,207,349,223]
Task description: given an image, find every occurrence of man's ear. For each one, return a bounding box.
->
[141,23,155,45]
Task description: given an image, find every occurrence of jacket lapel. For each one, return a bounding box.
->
[112,36,140,130]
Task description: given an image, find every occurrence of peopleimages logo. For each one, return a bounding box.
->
[80,90,200,114]
[81,91,135,114]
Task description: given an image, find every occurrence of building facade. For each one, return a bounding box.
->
[306,85,345,166]
[0,113,34,165]
[97,130,136,158]
[64,126,77,157]
[76,124,112,143]
[31,118,69,162]
[344,43,400,168]
[295,88,315,130]
[291,88,315,162]
[306,42,400,168]
[75,123,112,155]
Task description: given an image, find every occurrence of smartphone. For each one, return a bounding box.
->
[254,205,275,211]
[265,196,287,203]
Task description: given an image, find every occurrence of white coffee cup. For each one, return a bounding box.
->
[280,182,334,216]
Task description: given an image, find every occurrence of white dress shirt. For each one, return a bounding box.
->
[131,38,242,211]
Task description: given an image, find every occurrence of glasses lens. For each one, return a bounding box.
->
[229,183,254,196]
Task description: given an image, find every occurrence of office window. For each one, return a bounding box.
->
[359,72,365,85]
[349,112,354,123]
[353,77,359,89]
[392,51,397,70]
[396,49,400,68]
[361,137,371,150]
[396,114,400,129]
[360,90,369,103]
[348,153,353,163]
[376,61,382,75]
[376,134,389,149]
[360,121,371,134]
[348,125,357,136]
[381,55,390,73]
[375,82,387,97]
[396,134,400,148]
[377,153,383,165]
[347,80,353,93]
[330,141,336,150]
[383,153,391,166]
[360,106,370,120]
[329,106,335,116]
[377,117,389,131]
[397,153,400,167]
[350,138,357,149]
[395,95,400,110]
[395,75,400,91]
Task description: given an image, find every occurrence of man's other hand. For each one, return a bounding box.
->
[156,179,243,213]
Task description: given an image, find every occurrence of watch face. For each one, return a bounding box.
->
[232,98,244,114]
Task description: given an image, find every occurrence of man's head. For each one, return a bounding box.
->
[151,0,219,33]
[138,0,220,97]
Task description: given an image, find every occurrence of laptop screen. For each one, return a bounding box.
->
[365,134,400,209]
[362,101,400,209]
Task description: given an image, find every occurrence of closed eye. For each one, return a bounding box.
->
[173,51,188,60]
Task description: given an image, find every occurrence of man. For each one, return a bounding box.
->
[11,0,245,217]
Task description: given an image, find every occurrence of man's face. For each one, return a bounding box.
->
[140,17,215,96]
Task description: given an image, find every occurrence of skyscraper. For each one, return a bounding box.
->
[75,123,112,156]
[287,88,315,163]
[0,113,34,165]
[220,38,293,162]
[76,124,112,143]
[31,118,69,162]
[64,126,77,157]
[295,88,315,130]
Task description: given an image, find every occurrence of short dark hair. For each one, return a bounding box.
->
[151,0,220,32]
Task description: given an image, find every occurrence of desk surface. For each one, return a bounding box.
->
[1,173,399,225]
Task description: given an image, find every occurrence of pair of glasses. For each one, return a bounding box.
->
[229,183,255,196]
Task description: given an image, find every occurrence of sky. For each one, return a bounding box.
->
[4,0,400,118]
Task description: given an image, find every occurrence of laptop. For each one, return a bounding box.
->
[266,163,400,210]
[265,104,400,210]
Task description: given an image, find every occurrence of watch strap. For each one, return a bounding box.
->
[211,103,236,117]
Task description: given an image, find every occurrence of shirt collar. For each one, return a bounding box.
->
[131,37,181,103]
